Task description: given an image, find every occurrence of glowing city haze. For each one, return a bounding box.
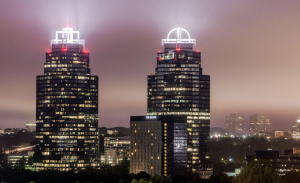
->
[1,0,300,130]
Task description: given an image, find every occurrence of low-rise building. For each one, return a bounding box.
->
[4,128,14,135]
[103,136,130,166]
[104,149,117,166]
[246,149,300,176]
[223,168,241,177]
[7,151,34,168]
[275,131,291,139]
[107,130,118,135]
[25,123,36,132]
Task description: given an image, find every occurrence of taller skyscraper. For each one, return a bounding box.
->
[130,28,212,178]
[34,28,99,171]
[225,113,244,133]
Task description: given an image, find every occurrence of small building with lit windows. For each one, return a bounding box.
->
[34,28,99,171]
[103,136,130,166]
[25,122,36,132]
[292,119,300,139]
[246,149,300,176]
[8,151,34,168]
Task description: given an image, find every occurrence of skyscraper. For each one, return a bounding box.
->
[130,28,212,178]
[249,114,271,133]
[225,113,244,133]
[34,28,99,171]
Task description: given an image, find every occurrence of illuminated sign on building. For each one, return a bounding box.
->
[146,116,157,119]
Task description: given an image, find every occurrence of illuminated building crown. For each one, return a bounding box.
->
[161,27,196,46]
[50,28,85,49]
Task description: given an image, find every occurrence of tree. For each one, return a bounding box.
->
[149,175,172,183]
[27,157,33,168]
[281,170,300,183]
[185,171,202,183]
[0,152,8,168]
[164,175,172,183]
[131,179,150,183]
[15,156,27,170]
[133,171,151,181]
[119,156,130,173]
[232,160,280,183]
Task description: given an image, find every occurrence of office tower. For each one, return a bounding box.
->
[292,119,300,139]
[34,28,99,170]
[225,113,244,133]
[249,114,271,133]
[130,28,213,178]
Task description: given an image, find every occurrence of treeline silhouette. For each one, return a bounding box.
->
[0,166,233,183]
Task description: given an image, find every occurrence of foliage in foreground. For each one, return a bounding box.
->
[0,167,234,183]
[232,160,280,183]
[211,136,300,176]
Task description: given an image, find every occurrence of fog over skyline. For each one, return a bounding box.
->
[1,0,300,130]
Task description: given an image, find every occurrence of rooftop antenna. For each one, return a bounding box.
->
[177,14,180,50]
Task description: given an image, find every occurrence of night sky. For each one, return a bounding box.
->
[1,0,300,130]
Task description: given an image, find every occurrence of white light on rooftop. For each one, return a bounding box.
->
[161,27,196,46]
[50,27,85,49]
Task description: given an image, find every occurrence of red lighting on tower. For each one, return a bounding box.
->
[63,48,67,52]
[176,48,180,51]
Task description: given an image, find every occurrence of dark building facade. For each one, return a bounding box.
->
[246,149,300,176]
[34,28,99,170]
[130,28,213,178]
[130,116,187,177]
